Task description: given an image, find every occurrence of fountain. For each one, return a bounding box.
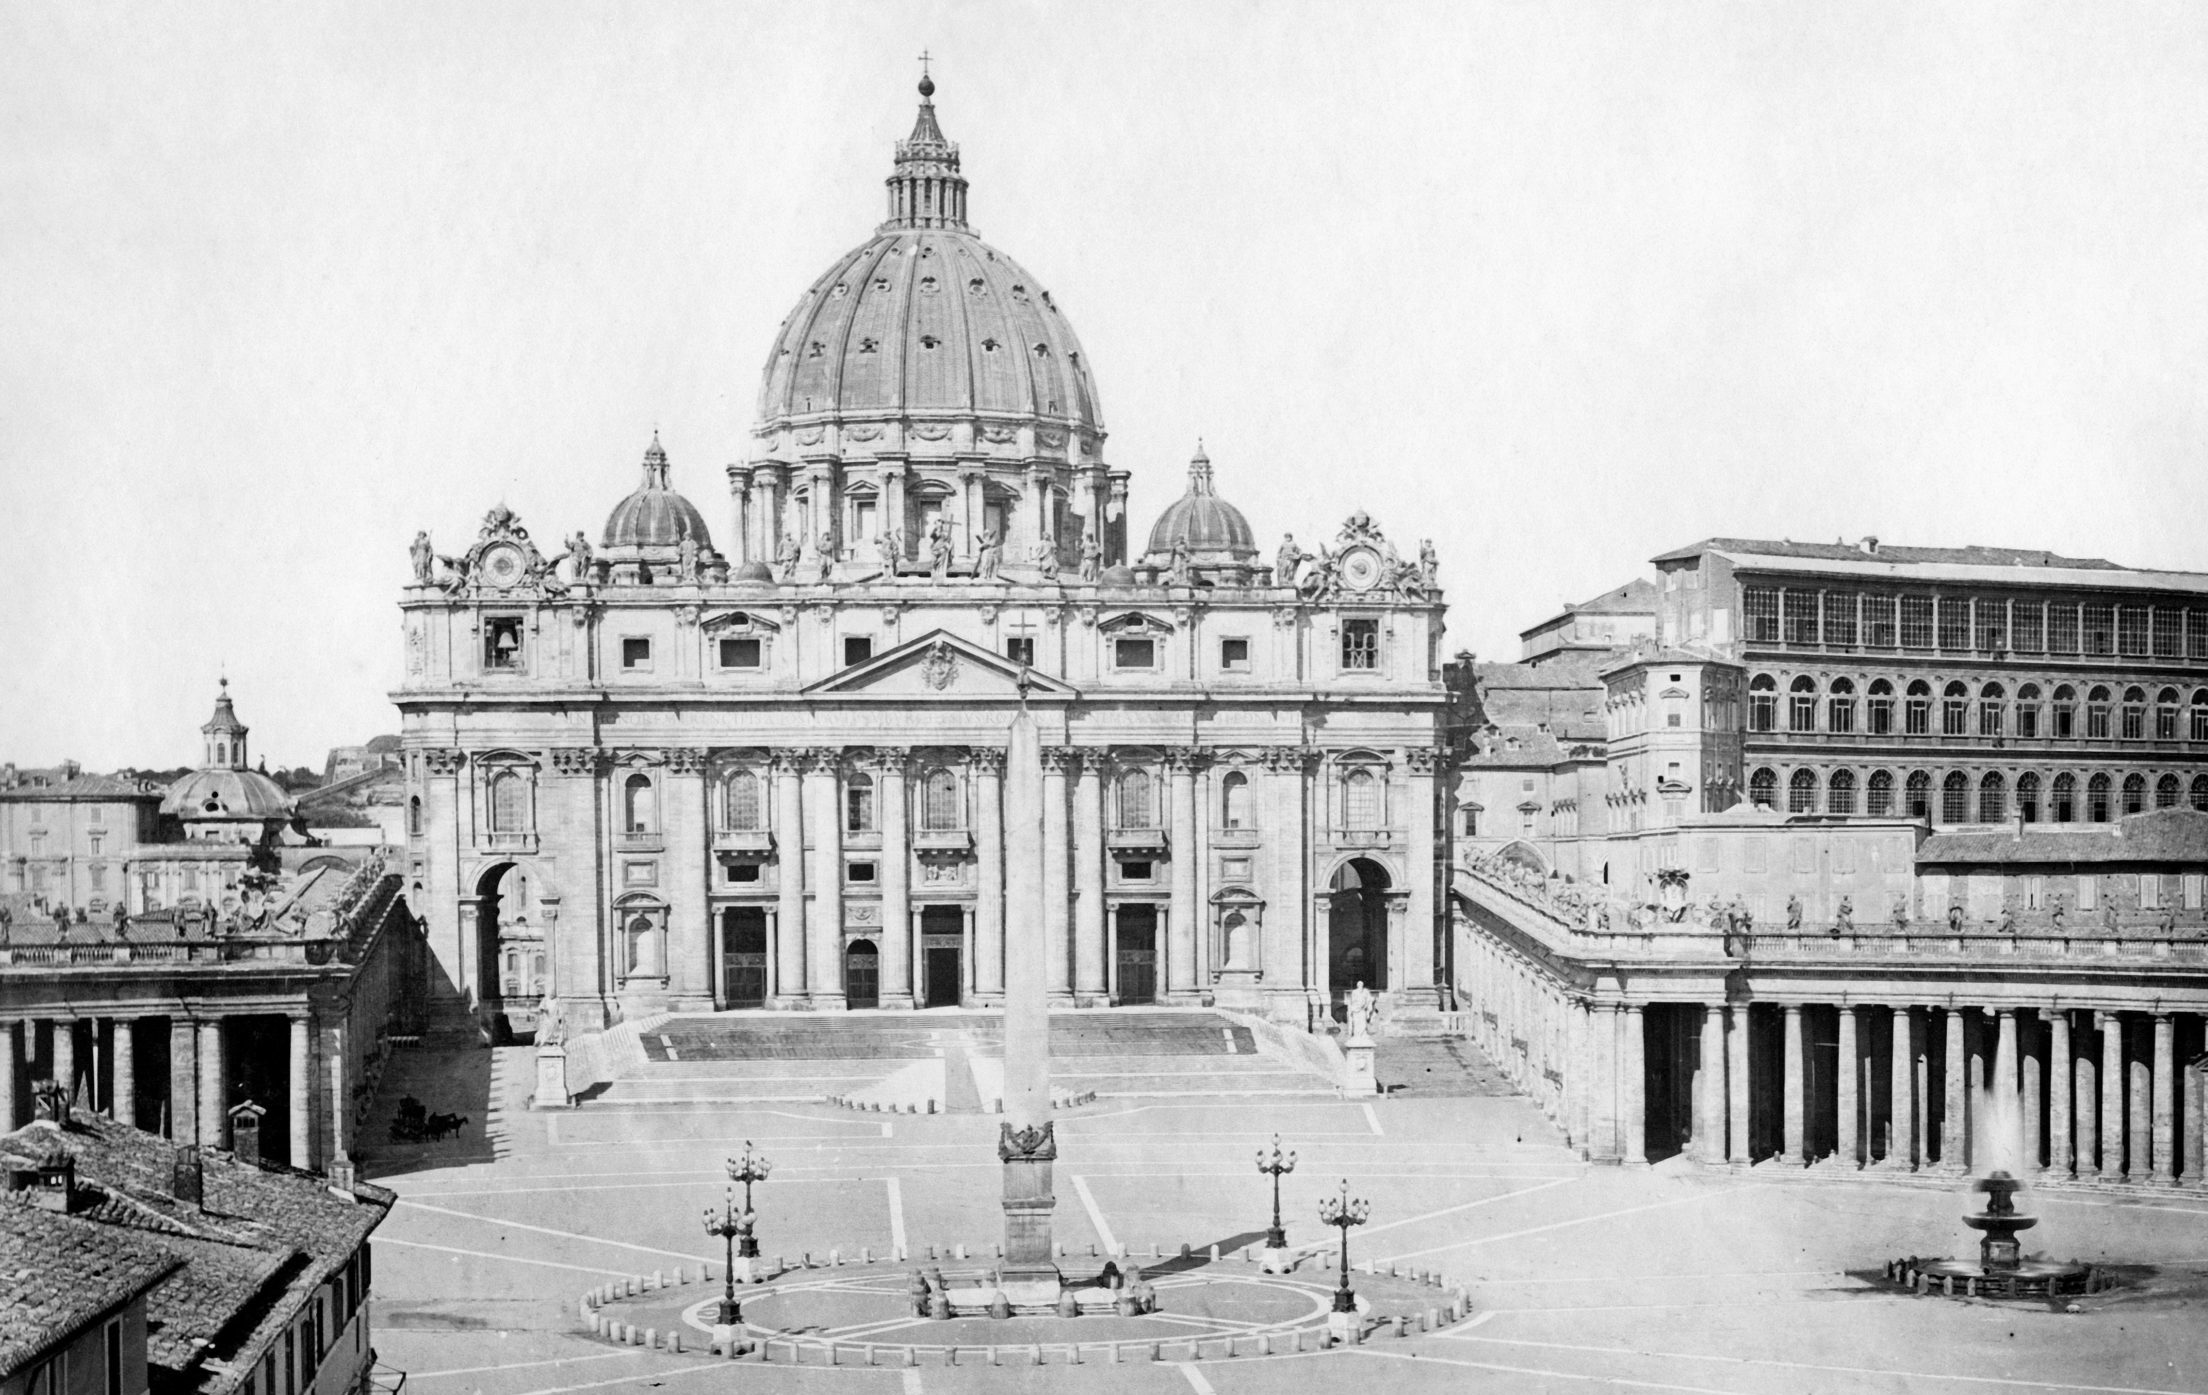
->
[1886,1076,2096,1300]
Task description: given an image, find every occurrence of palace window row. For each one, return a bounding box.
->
[1746,674,2208,742]
[1740,586,2208,658]
[1745,765,2208,823]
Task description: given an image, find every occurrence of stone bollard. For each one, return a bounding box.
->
[1147,1342,1162,1362]
[989,1346,1002,1367]
[954,1243,967,1260]
[903,1348,917,1368]
[831,1248,841,1266]
[1208,1244,1220,1262]
[1089,1243,1098,1257]
[1181,1243,1193,1259]
[1259,1334,1273,1356]
[669,1332,682,1354]
[1068,1343,1082,1364]
[1425,1307,1437,1330]
[641,1327,653,1347]
[802,1251,813,1268]
[1392,1316,1408,1338]
[926,1244,937,1261]
[861,1247,872,1263]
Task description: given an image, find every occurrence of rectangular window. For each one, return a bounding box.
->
[1937,597,1971,651]
[1821,592,1857,648]
[484,616,525,671]
[1113,637,1157,669]
[1900,596,1935,649]
[1744,837,1767,874]
[2079,876,2099,912]
[1861,595,1897,648]
[1219,637,1251,671]
[2082,602,2115,655]
[1743,588,1780,643]
[286,1329,296,1395]
[1005,636,1035,666]
[2190,608,2208,660]
[2118,605,2150,656]
[1974,598,2007,653]
[847,861,876,884]
[725,862,760,884]
[719,637,763,669]
[2048,602,2080,653]
[621,637,652,671]
[1783,591,1818,646]
[1979,697,2002,737]
[1340,619,1379,670]
[2186,873,2203,910]
[1120,860,1153,882]
[842,635,874,667]
[2153,607,2182,657]
[2140,873,2162,910]
[2011,599,2044,652]
[2026,876,2044,910]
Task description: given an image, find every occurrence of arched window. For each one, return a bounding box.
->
[2123,772,2147,815]
[1749,768,1778,810]
[1867,679,1895,735]
[1905,681,1933,736]
[407,796,423,837]
[2156,688,2180,741]
[1867,769,1894,817]
[2156,773,2180,809]
[2052,772,2076,823]
[2122,686,2147,741]
[1828,769,1857,815]
[1942,682,1969,736]
[2193,691,2208,743]
[1787,769,1817,813]
[1978,683,2005,738]
[1220,770,1251,830]
[723,769,763,831]
[1905,770,1932,819]
[2193,773,2208,811]
[2017,772,2041,823]
[923,769,963,831]
[1827,678,1856,734]
[1978,772,2006,823]
[1343,769,1383,829]
[2015,683,2041,738]
[2086,686,2112,739]
[846,771,876,833]
[1789,676,1818,732]
[1941,771,1968,824]
[2052,684,2077,739]
[1748,675,1777,733]
[624,773,656,834]
[2087,773,2111,822]
[1115,769,1154,829]
[489,770,528,833]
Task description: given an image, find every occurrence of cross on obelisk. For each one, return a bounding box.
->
[996,694,1061,1304]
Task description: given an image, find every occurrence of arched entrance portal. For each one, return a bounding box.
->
[920,907,963,1007]
[845,939,880,1010]
[1328,858,1391,994]
[475,863,517,1010]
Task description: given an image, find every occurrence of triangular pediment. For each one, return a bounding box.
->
[803,629,1079,700]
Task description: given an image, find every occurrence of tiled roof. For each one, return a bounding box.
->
[1651,537,2126,569]
[0,1114,392,1395]
[0,1204,182,1378]
[1917,808,2208,865]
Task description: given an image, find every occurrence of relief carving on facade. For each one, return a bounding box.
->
[921,640,959,690]
[665,748,708,776]
[422,748,467,777]
[549,748,599,776]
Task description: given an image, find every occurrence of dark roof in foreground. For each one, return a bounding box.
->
[1917,808,2208,865]
[0,1113,392,1395]
[0,1204,183,1378]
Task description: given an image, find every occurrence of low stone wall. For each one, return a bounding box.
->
[1226,1010,1355,1090]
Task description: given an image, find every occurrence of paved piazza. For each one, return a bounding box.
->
[361,1015,2208,1394]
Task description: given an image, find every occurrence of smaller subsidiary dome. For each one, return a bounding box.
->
[1143,444,1257,567]
[603,433,715,551]
[161,767,294,822]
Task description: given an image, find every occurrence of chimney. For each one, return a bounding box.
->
[227,1101,265,1166]
[326,1159,357,1200]
[172,1144,204,1207]
[1859,536,1880,556]
[7,1147,78,1213]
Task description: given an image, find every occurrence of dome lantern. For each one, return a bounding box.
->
[885,71,968,231]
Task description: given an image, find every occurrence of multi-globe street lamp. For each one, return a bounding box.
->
[701,1188,755,1325]
[726,1140,774,1258]
[1317,1178,1371,1314]
[1255,1134,1297,1250]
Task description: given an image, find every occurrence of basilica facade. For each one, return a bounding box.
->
[395,79,1452,1036]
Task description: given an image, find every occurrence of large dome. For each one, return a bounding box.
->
[161,768,294,823]
[750,78,1105,468]
[603,433,714,550]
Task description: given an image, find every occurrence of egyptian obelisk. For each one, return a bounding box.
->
[997,701,1061,1302]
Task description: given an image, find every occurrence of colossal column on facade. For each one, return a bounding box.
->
[550,749,601,1007]
[958,466,986,556]
[724,465,751,568]
[1262,747,1314,1016]
[422,748,467,1015]
[1942,1008,1968,1172]
[751,466,785,565]
[1041,748,1073,1001]
[289,1015,312,1166]
[327,1018,350,1167]
[974,749,1007,1001]
[804,749,846,1008]
[1166,749,1201,1002]
[1402,749,1441,1007]
[877,457,909,560]
[773,754,806,1004]
[877,750,914,1009]
[1727,1004,1751,1163]
[666,749,711,1005]
[1888,1006,1916,1169]
[196,1019,225,1149]
[1071,751,1107,1002]
[109,1020,134,1127]
[1621,1004,1647,1165]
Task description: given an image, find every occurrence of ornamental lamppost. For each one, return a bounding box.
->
[1255,1134,1297,1250]
[726,1141,773,1262]
[701,1188,754,1326]
[1317,1178,1370,1314]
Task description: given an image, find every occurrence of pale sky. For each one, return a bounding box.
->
[5,2,2207,770]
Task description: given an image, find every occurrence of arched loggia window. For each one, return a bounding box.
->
[1220,770,1251,830]
[624,772,656,834]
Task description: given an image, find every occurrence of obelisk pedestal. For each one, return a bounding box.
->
[997,705,1063,1308]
